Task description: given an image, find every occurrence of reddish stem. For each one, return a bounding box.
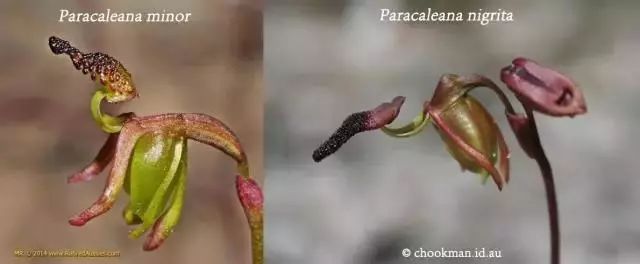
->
[524,107,560,264]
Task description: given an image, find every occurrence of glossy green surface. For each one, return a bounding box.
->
[91,88,125,133]
[436,95,499,182]
[381,111,430,138]
[123,132,187,238]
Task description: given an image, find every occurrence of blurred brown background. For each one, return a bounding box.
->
[265,0,640,264]
[0,1,262,263]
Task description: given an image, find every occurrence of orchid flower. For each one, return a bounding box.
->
[313,58,587,264]
[49,36,263,264]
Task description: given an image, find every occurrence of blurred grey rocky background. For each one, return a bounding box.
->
[265,0,640,263]
[0,0,262,263]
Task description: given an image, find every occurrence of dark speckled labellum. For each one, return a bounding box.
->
[501,57,586,117]
[49,36,137,103]
[312,96,405,162]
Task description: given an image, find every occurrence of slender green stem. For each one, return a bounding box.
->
[250,213,263,264]
[381,112,430,138]
[237,161,251,180]
[91,89,125,133]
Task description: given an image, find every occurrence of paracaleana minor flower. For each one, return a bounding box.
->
[49,36,263,264]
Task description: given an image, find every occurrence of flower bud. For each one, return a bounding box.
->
[500,57,586,117]
[236,175,264,264]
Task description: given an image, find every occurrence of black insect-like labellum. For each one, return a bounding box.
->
[312,96,405,162]
[49,36,120,82]
[312,111,370,162]
[48,36,78,55]
[49,36,137,103]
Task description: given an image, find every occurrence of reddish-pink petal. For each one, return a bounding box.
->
[68,133,118,183]
[501,57,586,117]
[506,112,537,159]
[431,111,506,190]
[69,122,146,226]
